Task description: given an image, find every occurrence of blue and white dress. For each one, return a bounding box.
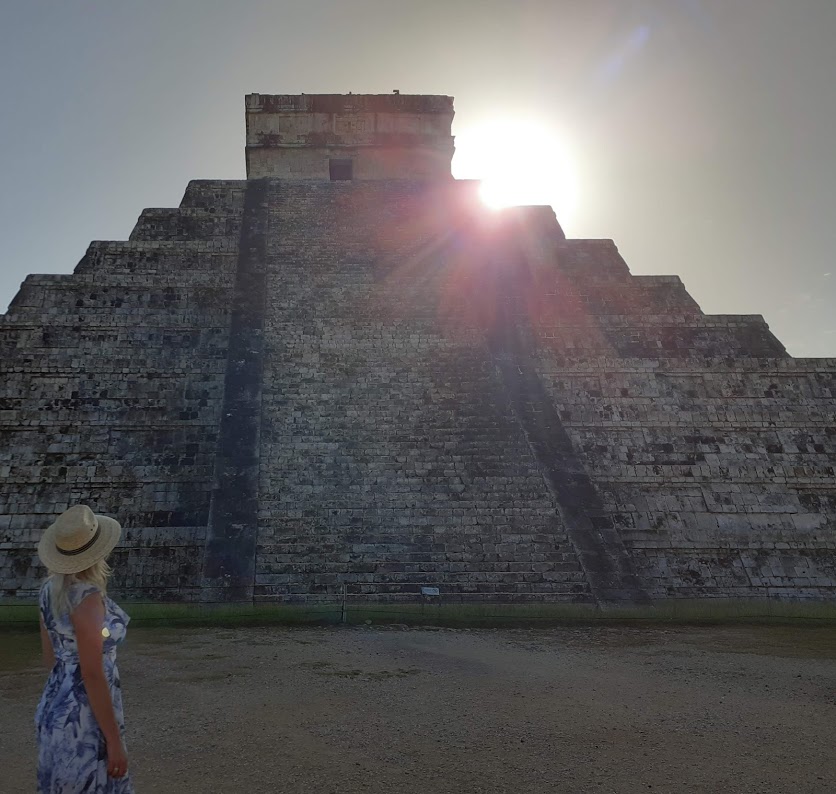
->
[35,580,134,793]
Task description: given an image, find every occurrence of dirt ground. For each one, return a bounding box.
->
[1,622,834,794]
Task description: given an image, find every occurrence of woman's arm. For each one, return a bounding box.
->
[39,616,55,669]
[71,592,129,778]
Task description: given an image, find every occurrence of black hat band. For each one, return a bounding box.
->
[57,526,101,556]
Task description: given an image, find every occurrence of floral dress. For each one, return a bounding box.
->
[35,580,134,793]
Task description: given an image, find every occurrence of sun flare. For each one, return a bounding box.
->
[452,119,579,224]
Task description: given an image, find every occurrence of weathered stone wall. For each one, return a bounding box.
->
[245,93,455,180]
[246,147,456,182]
[1,171,834,603]
[253,181,593,602]
[0,180,245,599]
[511,228,834,598]
[540,357,836,599]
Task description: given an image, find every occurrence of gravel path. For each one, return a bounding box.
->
[1,623,834,793]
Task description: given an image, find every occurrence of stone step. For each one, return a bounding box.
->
[0,412,221,427]
[252,584,593,600]
[129,207,242,242]
[258,572,589,586]
[12,272,235,291]
[0,309,230,326]
[178,179,247,211]
[0,323,227,347]
[80,238,238,259]
[535,356,836,373]
[555,405,836,427]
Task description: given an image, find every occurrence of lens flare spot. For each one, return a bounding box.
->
[453,119,579,224]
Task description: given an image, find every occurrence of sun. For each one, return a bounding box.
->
[452,119,579,225]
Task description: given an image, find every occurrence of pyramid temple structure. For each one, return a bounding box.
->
[2,93,835,604]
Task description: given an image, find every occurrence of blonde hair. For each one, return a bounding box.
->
[48,558,112,617]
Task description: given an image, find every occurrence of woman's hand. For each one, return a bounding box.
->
[107,738,129,778]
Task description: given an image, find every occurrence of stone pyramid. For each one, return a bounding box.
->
[2,94,834,604]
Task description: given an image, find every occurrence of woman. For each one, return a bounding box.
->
[36,504,134,793]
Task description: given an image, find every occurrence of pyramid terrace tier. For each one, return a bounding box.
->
[0,176,833,602]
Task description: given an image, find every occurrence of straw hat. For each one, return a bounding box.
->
[38,505,122,574]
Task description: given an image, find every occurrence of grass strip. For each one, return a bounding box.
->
[1,598,835,631]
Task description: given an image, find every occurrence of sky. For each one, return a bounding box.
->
[1,0,835,356]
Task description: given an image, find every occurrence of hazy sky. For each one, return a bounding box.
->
[1,0,834,356]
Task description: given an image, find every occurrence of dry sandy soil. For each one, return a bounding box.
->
[1,622,834,793]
